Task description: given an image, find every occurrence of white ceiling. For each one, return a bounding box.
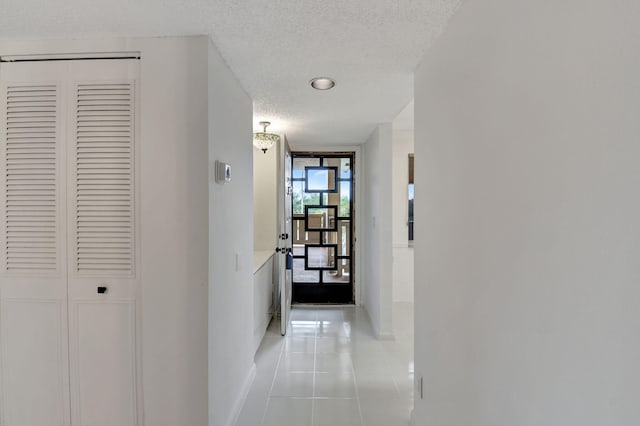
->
[0,0,460,146]
[392,100,414,131]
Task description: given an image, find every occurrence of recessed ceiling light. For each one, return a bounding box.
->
[310,77,336,90]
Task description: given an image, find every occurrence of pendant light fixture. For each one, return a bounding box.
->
[253,121,280,154]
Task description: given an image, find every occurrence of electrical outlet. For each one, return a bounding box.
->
[415,375,423,399]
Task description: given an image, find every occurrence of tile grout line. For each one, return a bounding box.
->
[311,310,318,426]
[348,310,366,426]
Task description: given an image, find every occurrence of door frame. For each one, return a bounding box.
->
[286,145,362,306]
[276,136,293,335]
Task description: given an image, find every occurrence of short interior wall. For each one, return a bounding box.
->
[207,39,255,426]
[362,124,394,338]
[253,256,274,352]
[139,37,210,426]
[252,144,278,353]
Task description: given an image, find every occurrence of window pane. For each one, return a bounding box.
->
[323,259,350,283]
[408,154,414,184]
[293,181,304,214]
[323,190,341,211]
[324,220,350,256]
[339,181,350,217]
[305,167,337,192]
[305,206,337,231]
[323,157,352,179]
[293,157,320,179]
[408,183,414,241]
[293,258,319,283]
[306,245,337,269]
[292,219,320,247]
[293,181,320,214]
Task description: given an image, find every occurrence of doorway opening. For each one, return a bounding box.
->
[291,153,355,304]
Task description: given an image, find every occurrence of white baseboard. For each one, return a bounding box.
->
[363,305,395,341]
[392,243,414,249]
[376,330,396,340]
[228,362,256,426]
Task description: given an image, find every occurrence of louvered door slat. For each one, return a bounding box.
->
[4,85,59,272]
[74,83,134,275]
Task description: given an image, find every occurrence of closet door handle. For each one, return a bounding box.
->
[97,286,108,294]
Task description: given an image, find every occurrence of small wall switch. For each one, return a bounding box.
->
[215,160,231,184]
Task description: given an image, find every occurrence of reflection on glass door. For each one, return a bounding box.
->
[291,153,354,304]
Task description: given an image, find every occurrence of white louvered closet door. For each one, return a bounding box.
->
[0,58,141,426]
[0,61,71,426]
[65,60,141,426]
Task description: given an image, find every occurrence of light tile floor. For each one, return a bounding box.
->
[236,303,414,426]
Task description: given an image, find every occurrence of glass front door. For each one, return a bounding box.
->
[291,153,354,303]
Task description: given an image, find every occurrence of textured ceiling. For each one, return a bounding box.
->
[393,100,414,131]
[0,0,461,146]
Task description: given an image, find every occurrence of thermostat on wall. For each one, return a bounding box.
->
[215,161,231,183]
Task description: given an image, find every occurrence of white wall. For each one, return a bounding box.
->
[362,124,393,338]
[0,36,212,426]
[252,140,278,350]
[138,37,209,426]
[253,256,274,352]
[414,0,640,424]
[253,145,278,251]
[392,129,414,303]
[252,135,280,359]
[207,40,255,426]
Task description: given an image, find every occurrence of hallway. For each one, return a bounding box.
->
[236,303,414,426]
